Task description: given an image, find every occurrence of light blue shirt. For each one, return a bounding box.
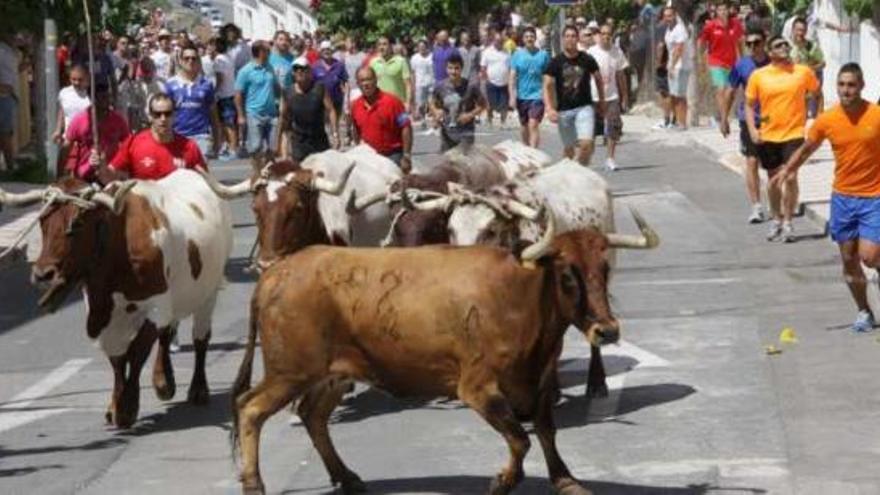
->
[269,51,294,90]
[234,61,280,117]
[511,47,550,101]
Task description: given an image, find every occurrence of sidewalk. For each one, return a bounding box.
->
[0,182,45,266]
[622,115,834,230]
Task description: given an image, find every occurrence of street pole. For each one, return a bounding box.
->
[44,18,58,181]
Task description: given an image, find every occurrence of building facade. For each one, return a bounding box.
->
[233,0,317,40]
[814,0,879,103]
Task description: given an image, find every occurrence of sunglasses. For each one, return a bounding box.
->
[771,42,790,50]
[150,110,174,118]
[293,66,309,71]
[745,39,763,46]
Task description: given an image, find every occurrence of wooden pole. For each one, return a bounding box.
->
[82,0,99,159]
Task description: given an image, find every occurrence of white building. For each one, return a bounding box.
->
[813,0,879,103]
[233,0,317,41]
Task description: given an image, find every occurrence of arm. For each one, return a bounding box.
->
[592,71,606,114]
[276,98,288,157]
[53,102,65,143]
[743,98,761,145]
[616,70,628,110]
[669,42,684,70]
[508,68,518,109]
[324,89,339,148]
[400,125,413,174]
[209,96,222,155]
[234,91,246,126]
[770,138,822,187]
[719,85,735,137]
[543,74,558,122]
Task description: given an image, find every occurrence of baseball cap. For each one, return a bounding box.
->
[158,28,171,38]
[319,40,332,51]
[576,17,587,25]
[587,20,600,31]
[292,56,310,68]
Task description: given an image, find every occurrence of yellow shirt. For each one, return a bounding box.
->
[808,103,880,196]
[745,63,820,143]
[503,38,517,54]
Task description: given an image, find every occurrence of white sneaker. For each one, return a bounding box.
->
[604,158,618,172]
[748,204,765,224]
[651,120,669,131]
[169,332,180,353]
[766,219,783,241]
[666,124,686,132]
[781,222,795,243]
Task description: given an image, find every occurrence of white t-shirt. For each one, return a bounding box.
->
[58,86,91,129]
[409,52,434,89]
[480,45,511,87]
[587,45,629,102]
[213,53,235,99]
[151,49,173,80]
[664,21,694,71]
[0,41,20,97]
[201,55,216,87]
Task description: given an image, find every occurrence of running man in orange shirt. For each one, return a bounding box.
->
[772,63,880,332]
[745,34,820,243]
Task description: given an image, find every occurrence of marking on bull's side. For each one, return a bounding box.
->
[462,306,481,343]
[375,270,402,342]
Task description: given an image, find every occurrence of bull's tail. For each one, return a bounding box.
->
[230,296,260,465]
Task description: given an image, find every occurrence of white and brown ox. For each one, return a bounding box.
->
[0,170,232,428]
[399,159,660,397]
[204,145,401,271]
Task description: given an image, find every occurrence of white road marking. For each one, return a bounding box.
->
[0,358,91,434]
[616,277,740,287]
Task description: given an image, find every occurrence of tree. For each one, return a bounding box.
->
[0,0,153,36]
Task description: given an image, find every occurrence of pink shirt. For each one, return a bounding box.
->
[65,108,130,180]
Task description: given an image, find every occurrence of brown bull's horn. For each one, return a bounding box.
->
[199,170,252,199]
[0,187,45,207]
[501,198,541,221]
[92,181,137,214]
[607,207,660,249]
[312,161,355,195]
[521,208,556,262]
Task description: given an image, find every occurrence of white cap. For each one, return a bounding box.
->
[292,56,310,68]
[587,20,600,30]
[576,17,587,24]
[319,40,333,51]
[158,28,171,38]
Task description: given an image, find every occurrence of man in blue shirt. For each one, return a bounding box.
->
[432,30,456,86]
[235,41,282,156]
[269,30,294,94]
[164,44,221,158]
[721,28,770,224]
[509,26,550,148]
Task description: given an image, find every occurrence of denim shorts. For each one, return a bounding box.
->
[217,97,237,127]
[486,83,509,111]
[669,69,690,98]
[246,114,279,155]
[557,104,595,148]
[830,193,880,244]
[0,95,15,134]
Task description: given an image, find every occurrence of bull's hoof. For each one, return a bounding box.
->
[187,384,210,405]
[104,407,113,425]
[153,376,176,401]
[340,477,367,494]
[487,471,521,495]
[586,383,608,399]
[113,410,137,429]
[241,480,265,495]
[555,478,592,495]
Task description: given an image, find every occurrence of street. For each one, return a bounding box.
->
[1,118,879,495]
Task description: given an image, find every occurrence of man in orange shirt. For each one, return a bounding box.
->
[745,35,820,242]
[772,63,880,332]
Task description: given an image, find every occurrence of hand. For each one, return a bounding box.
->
[88,150,105,169]
[749,128,762,146]
[331,134,340,150]
[720,119,730,138]
[597,100,607,117]
[508,96,517,111]
[52,130,63,144]
[769,166,795,189]
[547,108,559,124]
[237,115,246,127]
[404,102,412,115]
[456,111,474,126]
[400,155,412,174]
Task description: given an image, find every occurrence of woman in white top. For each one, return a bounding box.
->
[409,40,434,124]
[52,65,91,144]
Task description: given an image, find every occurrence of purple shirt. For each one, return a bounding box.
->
[311,58,348,107]
[432,43,456,84]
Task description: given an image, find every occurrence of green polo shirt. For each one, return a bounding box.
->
[370,55,411,103]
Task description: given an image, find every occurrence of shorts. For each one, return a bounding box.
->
[516,99,545,125]
[415,85,432,110]
[601,100,623,141]
[708,66,731,88]
[557,104,595,148]
[217,97,237,127]
[486,83,509,112]
[756,138,803,170]
[738,122,759,158]
[245,114,279,155]
[192,134,214,158]
[668,69,690,98]
[0,95,16,134]
[654,70,670,97]
[829,193,880,244]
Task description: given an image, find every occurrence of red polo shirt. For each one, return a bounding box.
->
[110,130,206,180]
[351,90,411,156]
[699,18,743,69]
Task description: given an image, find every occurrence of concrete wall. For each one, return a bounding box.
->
[815,0,879,104]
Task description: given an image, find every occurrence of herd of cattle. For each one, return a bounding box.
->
[0,141,659,495]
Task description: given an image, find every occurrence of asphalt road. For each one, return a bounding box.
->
[1,119,879,495]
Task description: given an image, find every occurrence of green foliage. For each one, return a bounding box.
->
[0,0,152,36]
[842,0,874,21]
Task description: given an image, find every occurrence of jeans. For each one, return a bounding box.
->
[246,114,279,155]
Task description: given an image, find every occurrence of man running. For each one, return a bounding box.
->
[164,44,221,159]
[235,41,282,157]
[509,26,549,148]
[771,64,880,331]
[480,31,511,129]
[588,23,629,171]
[721,28,770,224]
[61,83,130,181]
[698,0,743,127]
[279,57,338,161]
[745,34,820,242]
[543,25,605,165]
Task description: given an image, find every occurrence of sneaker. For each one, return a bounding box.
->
[218,150,234,162]
[651,120,669,131]
[169,332,180,353]
[852,310,875,333]
[666,124,686,132]
[748,204,765,224]
[766,220,783,241]
[781,222,795,243]
[604,158,618,172]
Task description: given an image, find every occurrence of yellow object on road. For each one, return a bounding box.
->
[779,327,798,344]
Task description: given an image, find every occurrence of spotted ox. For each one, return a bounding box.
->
[230,214,600,495]
[402,159,660,397]
[0,170,233,428]
[349,140,552,246]
[204,145,400,270]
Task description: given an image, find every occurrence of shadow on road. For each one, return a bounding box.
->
[175,340,246,353]
[0,464,65,477]
[0,437,126,460]
[0,261,78,335]
[556,383,696,430]
[121,389,233,437]
[328,388,464,425]
[282,475,766,494]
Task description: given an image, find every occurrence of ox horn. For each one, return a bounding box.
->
[92,181,137,214]
[199,170,252,199]
[607,207,660,249]
[0,187,45,208]
[312,161,355,195]
[348,190,389,212]
[501,198,541,221]
[521,208,556,262]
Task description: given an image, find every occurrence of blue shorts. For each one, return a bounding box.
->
[557,104,595,148]
[0,95,16,134]
[217,97,237,127]
[486,83,509,112]
[829,193,880,244]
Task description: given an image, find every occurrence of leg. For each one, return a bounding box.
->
[585,345,608,398]
[105,354,126,425]
[574,106,596,166]
[458,378,530,495]
[534,384,591,495]
[745,156,761,205]
[766,167,783,221]
[188,293,217,404]
[237,378,304,495]
[297,379,365,493]
[840,240,870,312]
[528,118,541,148]
[152,326,176,401]
[576,139,595,166]
[782,174,799,224]
[115,321,160,428]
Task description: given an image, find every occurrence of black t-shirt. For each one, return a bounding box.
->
[544,52,600,111]
[286,82,330,161]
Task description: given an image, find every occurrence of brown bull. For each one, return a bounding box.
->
[230,227,612,495]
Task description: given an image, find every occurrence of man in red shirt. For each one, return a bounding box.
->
[102,93,206,182]
[61,83,130,182]
[699,1,743,125]
[351,66,413,173]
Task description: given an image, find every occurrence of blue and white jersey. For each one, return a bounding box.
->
[165,75,216,137]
